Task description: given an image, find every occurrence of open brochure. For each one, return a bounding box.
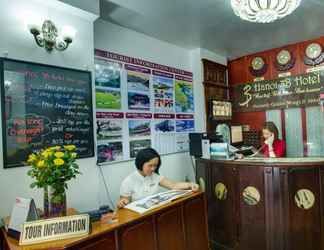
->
[125,190,192,214]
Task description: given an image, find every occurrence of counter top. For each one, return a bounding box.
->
[197,157,324,166]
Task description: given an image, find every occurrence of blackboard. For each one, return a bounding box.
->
[0,58,94,168]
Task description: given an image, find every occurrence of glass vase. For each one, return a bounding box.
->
[44,186,67,218]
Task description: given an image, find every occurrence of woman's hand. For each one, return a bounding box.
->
[160,178,199,191]
[189,182,200,192]
[236,153,244,159]
[265,133,274,146]
[117,197,130,208]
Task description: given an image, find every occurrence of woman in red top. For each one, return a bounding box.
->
[261,122,286,158]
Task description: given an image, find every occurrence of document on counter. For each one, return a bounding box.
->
[125,190,192,214]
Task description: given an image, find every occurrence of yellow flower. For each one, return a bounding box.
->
[37,160,45,168]
[54,152,65,158]
[64,145,76,151]
[54,158,65,166]
[71,152,77,158]
[41,150,52,159]
[27,153,37,163]
[49,146,61,151]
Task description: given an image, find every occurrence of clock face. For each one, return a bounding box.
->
[277,49,291,65]
[305,43,322,59]
[251,57,265,70]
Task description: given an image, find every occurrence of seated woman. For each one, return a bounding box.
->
[261,121,286,158]
[117,148,199,208]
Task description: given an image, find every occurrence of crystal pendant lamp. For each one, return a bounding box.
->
[230,0,302,23]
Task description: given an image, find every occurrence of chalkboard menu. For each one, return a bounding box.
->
[0,58,94,168]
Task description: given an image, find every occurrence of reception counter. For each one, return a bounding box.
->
[0,192,209,250]
[196,157,324,250]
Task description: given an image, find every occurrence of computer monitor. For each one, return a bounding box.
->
[189,132,223,157]
[231,126,243,144]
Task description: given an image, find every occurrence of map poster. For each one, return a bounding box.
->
[175,75,194,113]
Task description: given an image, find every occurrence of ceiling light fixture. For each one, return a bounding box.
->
[230,0,302,23]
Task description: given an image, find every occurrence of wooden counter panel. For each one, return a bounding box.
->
[118,219,155,250]
[238,166,266,250]
[210,164,238,248]
[196,158,324,250]
[70,232,116,250]
[183,196,209,250]
[287,167,321,250]
[156,206,185,250]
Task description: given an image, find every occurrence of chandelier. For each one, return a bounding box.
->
[230,0,302,23]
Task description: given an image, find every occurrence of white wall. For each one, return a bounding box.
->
[0,0,99,217]
[0,1,227,217]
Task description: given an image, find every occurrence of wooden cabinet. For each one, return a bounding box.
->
[202,59,229,132]
[196,158,324,250]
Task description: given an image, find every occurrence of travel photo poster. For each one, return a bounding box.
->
[94,50,195,164]
[129,139,152,158]
[126,64,151,111]
[97,141,123,163]
[175,76,194,113]
[129,120,151,138]
[96,112,125,164]
[95,59,122,110]
[152,71,174,113]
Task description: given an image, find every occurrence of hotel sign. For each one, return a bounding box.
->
[19,214,90,245]
[233,71,324,112]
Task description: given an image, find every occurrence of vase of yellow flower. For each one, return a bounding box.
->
[27,145,80,218]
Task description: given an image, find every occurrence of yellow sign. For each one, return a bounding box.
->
[19,214,90,245]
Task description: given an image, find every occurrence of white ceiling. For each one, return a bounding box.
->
[99,0,324,60]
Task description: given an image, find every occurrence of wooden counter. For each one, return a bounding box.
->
[196,157,324,250]
[0,192,209,250]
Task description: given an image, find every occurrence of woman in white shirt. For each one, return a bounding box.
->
[117,148,199,208]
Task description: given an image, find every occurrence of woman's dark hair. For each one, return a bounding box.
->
[135,148,161,174]
[262,121,279,140]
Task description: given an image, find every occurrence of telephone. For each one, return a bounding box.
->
[229,145,239,153]
[85,205,113,222]
[229,144,255,156]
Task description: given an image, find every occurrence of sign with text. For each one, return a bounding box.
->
[19,214,90,245]
[232,71,324,112]
[1,58,94,168]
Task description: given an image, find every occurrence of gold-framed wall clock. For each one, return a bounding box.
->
[249,56,268,77]
[304,42,324,66]
[274,49,296,71]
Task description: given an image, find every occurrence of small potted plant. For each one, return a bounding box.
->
[27,145,81,218]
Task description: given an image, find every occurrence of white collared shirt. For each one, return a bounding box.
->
[120,170,164,201]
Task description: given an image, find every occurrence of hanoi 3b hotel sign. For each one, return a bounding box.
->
[233,71,324,112]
